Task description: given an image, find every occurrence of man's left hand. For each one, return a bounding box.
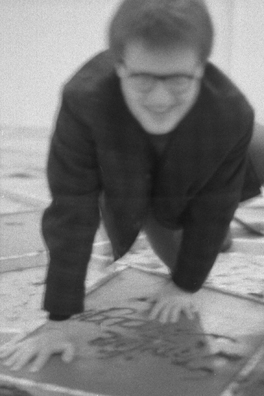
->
[148,280,198,323]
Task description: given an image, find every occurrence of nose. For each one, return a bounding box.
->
[146,81,175,108]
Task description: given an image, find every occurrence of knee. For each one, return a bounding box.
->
[249,123,264,184]
[250,123,264,152]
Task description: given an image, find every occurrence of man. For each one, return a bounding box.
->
[0,0,262,371]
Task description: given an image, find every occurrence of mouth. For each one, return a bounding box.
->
[146,107,173,116]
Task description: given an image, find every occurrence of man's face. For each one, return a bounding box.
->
[116,41,205,134]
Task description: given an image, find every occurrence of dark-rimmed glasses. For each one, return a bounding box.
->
[121,64,203,94]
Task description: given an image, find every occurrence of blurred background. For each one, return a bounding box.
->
[1,0,264,133]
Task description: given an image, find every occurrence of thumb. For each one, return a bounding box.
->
[184,303,197,321]
[61,342,75,363]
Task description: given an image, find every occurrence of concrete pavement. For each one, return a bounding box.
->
[1,126,264,329]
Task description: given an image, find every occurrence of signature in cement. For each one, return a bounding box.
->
[75,307,243,376]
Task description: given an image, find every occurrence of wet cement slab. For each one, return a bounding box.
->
[1,268,264,396]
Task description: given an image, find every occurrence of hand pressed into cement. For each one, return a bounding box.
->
[148,280,198,323]
[0,320,75,372]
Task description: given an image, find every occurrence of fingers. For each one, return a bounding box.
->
[30,350,53,373]
[148,300,198,323]
[182,306,194,321]
[0,330,76,372]
[148,301,162,321]
[149,301,181,323]
[30,341,75,371]
[61,342,75,363]
[159,305,181,323]
[2,342,36,371]
[0,343,20,359]
[183,303,198,321]
[7,350,34,372]
[0,333,27,357]
[3,349,25,369]
[0,337,30,361]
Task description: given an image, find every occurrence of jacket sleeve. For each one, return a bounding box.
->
[171,115,254,293]
[42,89,101,316]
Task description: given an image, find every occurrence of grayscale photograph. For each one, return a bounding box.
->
[1,1,264,395]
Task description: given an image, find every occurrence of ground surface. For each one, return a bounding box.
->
[1,127,264,395]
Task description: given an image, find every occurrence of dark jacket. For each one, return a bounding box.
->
[42,50,261,316]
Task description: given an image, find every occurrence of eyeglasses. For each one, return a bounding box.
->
[121,64,202,95]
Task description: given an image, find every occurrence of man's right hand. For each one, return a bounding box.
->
[0,320,75,372]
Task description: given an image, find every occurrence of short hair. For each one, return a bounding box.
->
[108,0,214,64]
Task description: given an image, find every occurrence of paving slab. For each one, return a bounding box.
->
[1,268,264,396]
[1,127,50,172]
[1,127,51,210]
[0,211,46,272]
[0,196,34,215]
[1,178,50,209]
